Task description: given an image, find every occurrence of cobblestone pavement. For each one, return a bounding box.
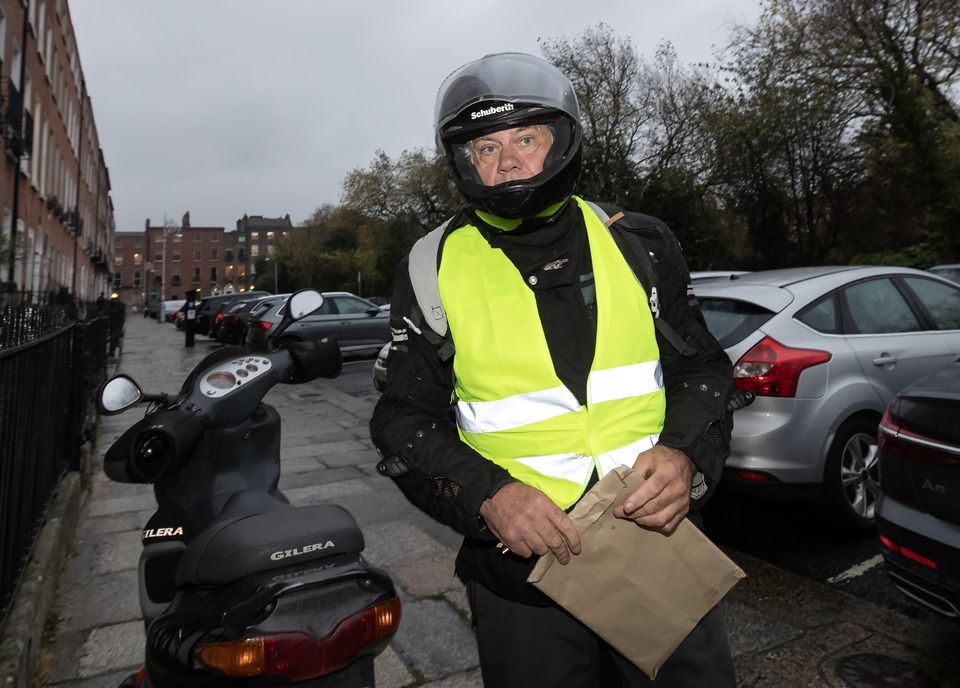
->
[38,314,960,687]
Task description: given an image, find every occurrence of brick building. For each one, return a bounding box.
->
[233,213,292,292]
[0,0,115,304]
[112,212,294,311]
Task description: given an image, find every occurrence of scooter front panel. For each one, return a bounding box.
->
[198,356,273,398]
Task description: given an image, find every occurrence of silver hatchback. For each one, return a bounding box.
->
[695,267,960,529]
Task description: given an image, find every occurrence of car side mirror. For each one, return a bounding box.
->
[366,307,380,316]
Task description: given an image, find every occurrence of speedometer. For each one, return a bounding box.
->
[205,372,236,390]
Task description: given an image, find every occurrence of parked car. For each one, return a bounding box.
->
[219,294,290,345]
[695,266,960,529]
[161,299,185,322]
[929,264,960,285]
[196,291,270,337]
[248,291,389,356]
[876,358,960,618]
[373,342,391,392]
[689,271,751,283]
[217,294,290,344]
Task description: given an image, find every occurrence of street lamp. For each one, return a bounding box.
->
[262,256,278,293]
[157,220,181,322]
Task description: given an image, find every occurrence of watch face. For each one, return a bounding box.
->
[690,473,707,500]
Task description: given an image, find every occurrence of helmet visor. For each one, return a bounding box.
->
[435,52,579,144]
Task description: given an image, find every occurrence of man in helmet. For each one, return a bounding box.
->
[371,52,735,687]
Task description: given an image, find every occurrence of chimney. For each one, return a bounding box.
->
[182,211,190,229]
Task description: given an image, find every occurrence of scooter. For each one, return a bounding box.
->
[99,289,400,688]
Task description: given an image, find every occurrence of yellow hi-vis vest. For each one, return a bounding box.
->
[438,197,666,509]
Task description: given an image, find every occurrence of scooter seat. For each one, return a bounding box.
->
[176,501,364,587]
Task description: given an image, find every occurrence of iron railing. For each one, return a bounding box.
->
[0,307,109,622]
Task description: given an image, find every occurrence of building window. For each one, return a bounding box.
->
[133,271,141,288]
[113,239,123,249]
[194,233,203,242]
[113,256,123,267]
[172,233,181,243]
[225,264,234,277]
[211,233,219,242]
[266,231,275,240]
[225,249,233,262]
[192,268,201,284]
[133,253,142,265]
[250,245,260,258]
[154,252,162,261]
[238,248,246,261]
[250,231,259,241]
[171,273,181,287]
[172,252,180,262]
[113,272,121,288]
[210,267,218,282]
[194,249,202,261]
[210,248,218,260]
[154,275,161,287]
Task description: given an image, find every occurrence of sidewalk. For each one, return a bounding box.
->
[34,315,960,687]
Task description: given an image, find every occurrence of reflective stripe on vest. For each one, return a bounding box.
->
[438,197,666,509]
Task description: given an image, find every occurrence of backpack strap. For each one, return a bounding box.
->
[585,200,697,358]
[408,218,451,338]
[407,217,455,362]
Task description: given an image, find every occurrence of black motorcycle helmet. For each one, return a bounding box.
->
[434,52,583,220]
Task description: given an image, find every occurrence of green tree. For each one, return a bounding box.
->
[341,148,460,231]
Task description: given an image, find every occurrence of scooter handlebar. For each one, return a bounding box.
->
[284,338,342,383]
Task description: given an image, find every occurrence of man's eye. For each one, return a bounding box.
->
[479,145,497,155]
[519,136,534,145]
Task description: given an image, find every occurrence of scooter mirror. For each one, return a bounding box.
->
[288,290,324,321]
[100,375,143,414]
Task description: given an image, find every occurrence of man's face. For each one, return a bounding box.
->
[469,125,553,187]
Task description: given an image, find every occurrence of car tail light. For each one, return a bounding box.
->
[196,597,401,680]
[879,408,960,462]
[735,470,773,482]
[258,321,272,331]
[879,534,938,570]
[732,336,831,397]
[215,313,224,323]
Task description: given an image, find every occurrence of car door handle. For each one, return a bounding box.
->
[873,354,898,366]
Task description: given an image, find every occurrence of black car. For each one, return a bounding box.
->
[216,295,283,345]
[876,357,960,619]
[196,292,270,337]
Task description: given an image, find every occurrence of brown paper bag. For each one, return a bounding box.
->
[527,465,746,679]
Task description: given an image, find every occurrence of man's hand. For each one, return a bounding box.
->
[612,445,696,534]
[479,482,582,564]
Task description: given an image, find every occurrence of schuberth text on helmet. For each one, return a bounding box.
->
[434,52,583,219]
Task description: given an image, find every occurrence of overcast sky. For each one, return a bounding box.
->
[69,1,762,232]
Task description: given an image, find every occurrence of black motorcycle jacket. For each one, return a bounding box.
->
[370,199,734,544]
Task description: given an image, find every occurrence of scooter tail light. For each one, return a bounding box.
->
[195,596,401,680]
[258,321,272,331]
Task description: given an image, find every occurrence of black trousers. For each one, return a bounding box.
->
[467,582,736,688]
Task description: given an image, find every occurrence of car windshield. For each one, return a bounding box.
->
[698,298,775,348]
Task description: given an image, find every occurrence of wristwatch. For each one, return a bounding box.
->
[690,471,707,500]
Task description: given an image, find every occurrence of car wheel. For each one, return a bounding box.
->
[821,416,881,530]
